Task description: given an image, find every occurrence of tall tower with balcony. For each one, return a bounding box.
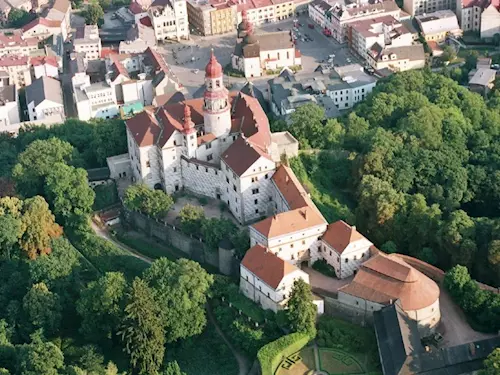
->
[203,49,231,138]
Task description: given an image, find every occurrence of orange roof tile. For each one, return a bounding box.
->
[272,165,309,210]
[241,244,299,288]
[222,137,272,177]
[252,206,326,238]
[338,253,440,311]
[322,220,367,254]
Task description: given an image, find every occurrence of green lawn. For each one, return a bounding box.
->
[318,348,365,375]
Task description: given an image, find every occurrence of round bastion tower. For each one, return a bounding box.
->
[203,49,231,138]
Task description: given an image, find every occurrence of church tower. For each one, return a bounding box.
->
[182,103,197,158]
[203,49,231,138]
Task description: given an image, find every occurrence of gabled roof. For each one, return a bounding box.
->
[338,253,440,311]
[221,137,272,177]
[252,206,326,239]
[126,109,161,147]
[31,55,58,68]
[241,244,300,288]
[322,220,368,254]
[272,164,309,210]
[25,76,63,107]
[22,17,61,31]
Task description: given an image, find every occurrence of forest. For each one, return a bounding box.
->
[277,70,500,287]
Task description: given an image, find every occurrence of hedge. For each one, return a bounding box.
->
[257,332,310,375]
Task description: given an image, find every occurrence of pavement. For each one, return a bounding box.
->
[437,287,496,347]
[303,266,352,296]
[158,14,362,97]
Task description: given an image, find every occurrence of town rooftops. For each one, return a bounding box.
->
[44,0,70,21]
[22,17,62,32]
[31,55,59,67]
[310,0,334,13]
[25,76,63,107]
[235,30,295,58]
[339,253,440,311]
[74,25,100,43]
[415,10,461,35]
[0,31,38,48]
[350,15,409,38]
[251,205,326,238]
[0,55,29,67]
[469,68,497,86]
[241,244,300,288]
[322,220,369,254]
[370,44,425,62]
[330,0,400,20]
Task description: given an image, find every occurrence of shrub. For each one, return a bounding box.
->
[179,204,205,236]
[257,332,310,375]
[201,218,238,251]
[312,259,336,277]
[123,184,173,219]
[93,183,118,211]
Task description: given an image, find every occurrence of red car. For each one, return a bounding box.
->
[308,23,314,29]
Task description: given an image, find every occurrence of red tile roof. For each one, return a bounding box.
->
[322,220,368,254]
[338,253,440,311]
[139,16,152,27]
[0,31,38,48]
[272,165,309,210]
[0,55,29,67]
[197,133,216,145]
[241,244,300,288]
[221,137,272,177]
[251,206,326,238]
[129,0,146,13]
[22,17,62,32]
[126,109,161,147]
[31,55,58,67]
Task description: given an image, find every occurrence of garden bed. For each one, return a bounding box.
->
[319,348,365,374]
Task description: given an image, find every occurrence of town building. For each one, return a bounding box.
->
[0,55,32,88]
[415,10,462,42]
[348,16,414,61]
[31,55,60,79]
[0,83,20,134]
[308,0,334,29]
[149,0,190,41]
[42,0,71,38]
[338,252,441,332]
[129,0,151,23]
[22,17,67,41]
[375,304,500,375]
[235,0,296,27]
[403,0,453,16]
[25,76,65,122]
[0,30,38,57]
[456,0,500,39]
[186,0,236,35]
[268,64,377,117]
[240,244,311,312]
[119,24,156,54]
[73,25,102,61]
[367,44,426,72]
[232,12,301,78]
[125,51,299,224]
[308,0,403,43]
[468,67,497,96]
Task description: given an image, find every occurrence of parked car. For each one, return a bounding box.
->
[491,64,500,70]
[308,24,314,29]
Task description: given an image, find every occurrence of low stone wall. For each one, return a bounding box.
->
[322,295,374,327]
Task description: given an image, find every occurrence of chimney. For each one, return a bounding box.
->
[303,209,308,220]
[285,175,289,183]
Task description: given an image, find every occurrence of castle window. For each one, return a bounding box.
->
[216,80,221,88]
[206,143,212,150]
[196,165,199,170]
[252,188,259,194]
[207,154,213,161]
[269,196,272,202]
[173,167,177,172]
[302,240,305,245]
[205,168,209,172]
[354,255,357,260]
[174,140,177,146]
[329,250,332,256]
[146,161,150,167]
[345,258,348,263]
[190,135,194,140]
[265,173,268,179]
[233,184,236,192]
[254,199,258,204]
[226,177,229,183]
[255,209,259,214]
[290,243,294,248]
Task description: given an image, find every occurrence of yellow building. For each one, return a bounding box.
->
[187,0,235,35]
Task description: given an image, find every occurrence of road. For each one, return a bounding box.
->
[158,13,361,97]
[91,221,251,375]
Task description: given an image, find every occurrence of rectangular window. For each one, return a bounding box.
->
[269,196,272,202]
[205,168,209,172]
[226,177,229,183]
[251,177,257,183]
[146,160,150,167]
[206,143,212,149]
[265,173,268,179]
[290,243,294,248]
[207,154,213,161]
[255,209,259,214]
[173,167,177,172]
[254,199,258,205]
[345,258,348,263]
[252,188,259,194]
[233,184,236,192]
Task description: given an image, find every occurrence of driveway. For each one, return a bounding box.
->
[303,266,352,297]
[438,287,496,347]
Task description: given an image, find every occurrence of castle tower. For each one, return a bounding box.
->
[182,103,197,158]
[203,49,231,138]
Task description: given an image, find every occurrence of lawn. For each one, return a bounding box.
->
[275,346,316,375]
[318,348,365,375]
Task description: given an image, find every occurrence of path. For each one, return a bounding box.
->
[90,221,250,375]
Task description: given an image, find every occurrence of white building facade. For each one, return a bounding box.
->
[149,0,190,41]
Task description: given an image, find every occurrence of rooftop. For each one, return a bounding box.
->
[0,84,16,105]
[0,31,38,49]
[416,10,461,35]
[74,25,100,44]
[25,76,63,107]
[469,68,497,86]
[0,55,29,67]
[241,244,301,288]
[370,43,425,62]
[322,220,369,254]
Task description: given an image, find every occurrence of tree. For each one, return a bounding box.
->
[0,215,22,259]
[286,279,317,337]
[178,204,205,235]
[164,361,187,375]
[483,348,500,375]
[464,50,479,71]
[123,184,173,219]
[118,278,165,375]
[13,138,75,197]
[380,240,397,254]
[7,9,34,28]
[444,265,471,301]
[22,283,62,336]
[77,272,127,343]
[18,196,62,259]
[230,229,250,259]
[84,4,104,25]
[44,163,95,228]
[288,103,326,149]
[143,258,213,343]
[438,210,476,268]
[16,331,64,375]
[201,218,238,251]
[442,45,457,62]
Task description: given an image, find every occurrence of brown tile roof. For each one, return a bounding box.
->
[272,165,309,210]
[126,109,160,147]
[197,133,216,145]
[322,220,367,254]
[51,0,70,13]
[231,93,271,150]
[22,17,61,31]
[221,137,272,177]
[0,55,29,67]
[339,253,440,311]
[252,205,326,238]
[30,55,58,67]
[0,31,38,47]
[241,244,300,288]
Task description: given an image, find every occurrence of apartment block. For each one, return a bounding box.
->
[149,0,190,41]
[74,25,102,61]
